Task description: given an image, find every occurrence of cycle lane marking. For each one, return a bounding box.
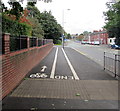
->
[62,48,79,80]
[50,47,58,79]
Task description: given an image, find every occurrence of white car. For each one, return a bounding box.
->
[81,41,87,44]
[91,41,100,45]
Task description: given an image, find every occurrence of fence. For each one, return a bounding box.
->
[104,52,120,77]
[29,37,37,48]
[2,34,53,54]
[10,35,27,51]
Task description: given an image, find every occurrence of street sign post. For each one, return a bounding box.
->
[62,34,64,49]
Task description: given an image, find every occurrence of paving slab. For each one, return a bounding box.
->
[2,79,118,110]
[9,79,118,100]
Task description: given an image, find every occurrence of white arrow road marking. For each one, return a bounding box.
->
[50,47,58,79]
[62,48,79,80]
[41,66,47,72]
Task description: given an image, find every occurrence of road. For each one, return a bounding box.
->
[67,40,119,66]
[2,43,118,110]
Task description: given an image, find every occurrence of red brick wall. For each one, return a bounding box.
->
[90,31,108,44]
[1,34,53,98]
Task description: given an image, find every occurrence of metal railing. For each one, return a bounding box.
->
[2,34,53,53]
[29,37,37,47]
[104,52,120,77]
[10,35,27,52]
[38,39,43,46]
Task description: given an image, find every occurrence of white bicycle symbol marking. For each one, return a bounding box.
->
[30,73,48,78]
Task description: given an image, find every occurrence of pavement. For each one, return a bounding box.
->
[2,45,119,110]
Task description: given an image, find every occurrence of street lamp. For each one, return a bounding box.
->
[62,9,70,49]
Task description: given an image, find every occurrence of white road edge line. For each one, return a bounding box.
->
[62,48,79,80]
[50,47,58,79]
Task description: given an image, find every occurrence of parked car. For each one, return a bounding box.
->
[90,41,100,45]
[94,41,100,45]
[88,41,92,44]
[111,44,120,49]
[81,41,87,44]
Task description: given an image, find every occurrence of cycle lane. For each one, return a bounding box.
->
[26,46,75,80]
[54,46,74,80]
[25,46,56,79]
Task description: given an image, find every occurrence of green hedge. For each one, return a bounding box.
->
[2,14,32,36]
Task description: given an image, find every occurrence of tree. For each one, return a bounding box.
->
[66,33,71,39]
[27,17,44,38]
[8,1,23,20]
[1,2,8,13]
[77,34,84,41]
[28,0,52,3]
[8,0,52,3]
[104,1,120,45]
[27,2,37,6]
[26,3,44,38]
[39,11,63,43]
[27,3,41,19]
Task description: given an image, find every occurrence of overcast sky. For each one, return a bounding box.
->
[3,0,110,34]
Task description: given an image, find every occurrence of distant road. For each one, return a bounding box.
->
[67,40,119,66]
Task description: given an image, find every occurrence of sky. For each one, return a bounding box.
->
[3,0,110,34]
[36,0,109,34]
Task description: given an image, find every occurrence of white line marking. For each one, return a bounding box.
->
[50,47,58,79]
[62,48,79,80]
[71,47,87,56]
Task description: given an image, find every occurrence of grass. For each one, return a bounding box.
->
[55,43,62,45]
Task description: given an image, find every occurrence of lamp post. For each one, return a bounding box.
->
[62,9,70,49]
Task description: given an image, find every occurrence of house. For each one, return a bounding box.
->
[90,30,108,44]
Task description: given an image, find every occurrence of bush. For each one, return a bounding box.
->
[2,14,32,36]
[54,39,62,44]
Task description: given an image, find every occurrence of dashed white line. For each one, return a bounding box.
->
[50,47,58,79]
[62,48,79,80]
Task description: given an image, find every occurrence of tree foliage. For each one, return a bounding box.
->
[27,17,44,38]
[67,33,71,39]
[2,0,63,42]
[104,1,120,45]
[77,34,84,41]
[2,14,31,36]
[8,1,23,20]
[39,11,63,43]
[26,3,44,38]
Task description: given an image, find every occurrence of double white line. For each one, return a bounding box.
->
[50,47,79,80]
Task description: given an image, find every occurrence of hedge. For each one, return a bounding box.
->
[2,14,32,36]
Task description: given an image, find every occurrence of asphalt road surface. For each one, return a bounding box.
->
[2,45,118,110]
[23,45,116,80]
[68,40,119,66]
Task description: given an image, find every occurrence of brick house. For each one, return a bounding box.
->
[90,30,108,44]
